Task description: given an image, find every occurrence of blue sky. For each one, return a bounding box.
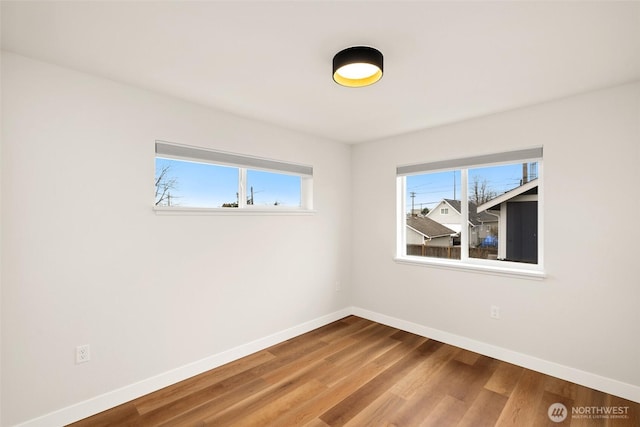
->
[406,162,536,212]
[157,157,536,210]
[155,158,301,207]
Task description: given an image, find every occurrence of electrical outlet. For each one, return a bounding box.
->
[76,344,90,364]
[490,305,500,319]
[335,281,341,292]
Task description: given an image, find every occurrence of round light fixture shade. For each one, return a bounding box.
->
[333,46,383,87]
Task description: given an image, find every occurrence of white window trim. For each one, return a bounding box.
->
[154,141,314,214]
[154,206,317,216]
[393,255,546,280]
[396,148,545,280]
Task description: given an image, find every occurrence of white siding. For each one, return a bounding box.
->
[426,201,462,232]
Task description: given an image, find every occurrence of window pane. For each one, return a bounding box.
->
[469,162,538,263]
[246,169,301,207]
[155,157,239,208]
[405,170,461,259]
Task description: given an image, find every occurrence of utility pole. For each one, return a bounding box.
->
[410,192,416,216]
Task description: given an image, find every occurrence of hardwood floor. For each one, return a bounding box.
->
[69,316,639,426]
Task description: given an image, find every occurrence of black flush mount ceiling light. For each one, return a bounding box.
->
[333,46,383,88]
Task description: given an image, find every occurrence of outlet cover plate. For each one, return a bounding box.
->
[76,344,90,364]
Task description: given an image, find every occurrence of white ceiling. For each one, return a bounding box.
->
[2,1,639,144]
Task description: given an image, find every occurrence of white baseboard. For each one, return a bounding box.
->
[15,305,639,426]
[15,308,352,427]
[351,306,640,404]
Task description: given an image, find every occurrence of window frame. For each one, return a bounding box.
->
[154,141,314,215]
[396,148,545,279]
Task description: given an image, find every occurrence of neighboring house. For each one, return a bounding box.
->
[477,179,538,263]
[406,216,456,247]
[426,199,498,247]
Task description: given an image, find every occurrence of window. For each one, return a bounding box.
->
[246,169,301,207]
[397,148,543,277]
[155,141,313,212]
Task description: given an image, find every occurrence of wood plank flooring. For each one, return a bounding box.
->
[69,316,639,426]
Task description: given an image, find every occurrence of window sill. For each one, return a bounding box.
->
[154,206,316,216]
[394,256,546,280]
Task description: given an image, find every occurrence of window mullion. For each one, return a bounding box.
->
[460,169,469,261]
[537,162,544,267]
[397,176,407,257]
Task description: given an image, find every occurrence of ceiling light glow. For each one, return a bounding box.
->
[336,63,380,80]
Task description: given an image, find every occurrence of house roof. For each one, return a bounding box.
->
[442,199,498,226]
[407,216,456,239]
[477,179,538,212]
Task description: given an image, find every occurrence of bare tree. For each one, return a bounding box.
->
[470,176,497,205]
[155,165,178,206]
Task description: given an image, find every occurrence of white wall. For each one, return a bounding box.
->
[0,52,352,426]
[351,82,640,394]
[2,49,639,425]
